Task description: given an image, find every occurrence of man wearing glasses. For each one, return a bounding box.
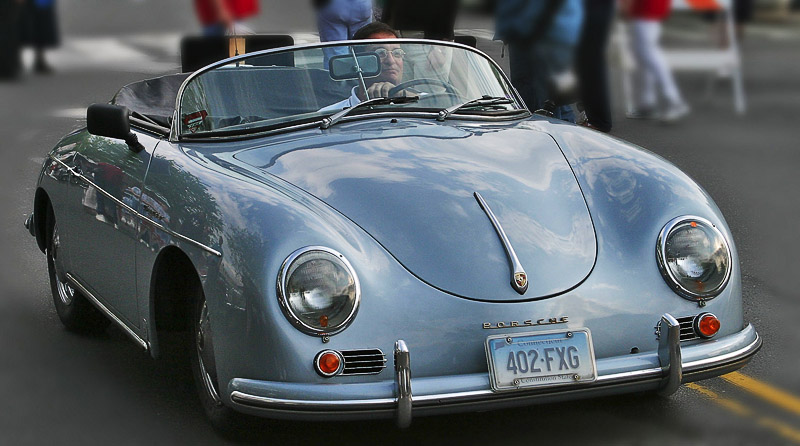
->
[320,22,415,113]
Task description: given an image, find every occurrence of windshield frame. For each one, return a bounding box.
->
[170,38,527,142]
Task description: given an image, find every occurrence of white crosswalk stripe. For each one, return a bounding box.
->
[50,108,88,119]
[38,32,320,73]
[125,33,183,57]
[35,29,504,74]
[26,34,180,74]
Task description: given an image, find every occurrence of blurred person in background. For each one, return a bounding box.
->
[19,0,59,74]
[730,0,754,44]
[372,0,383,22]
[314,0,373,65]
[705,0,754,47]
[0,0,24,80]
[382,0,459,40]
[194,0,260,36]
[495,0,584,123]
[576,0,614,132]
[622,0,690,121]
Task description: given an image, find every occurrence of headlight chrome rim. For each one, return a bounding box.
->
[277,246,361,336]
[656,216,732,301]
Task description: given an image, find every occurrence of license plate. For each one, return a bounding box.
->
[485,329,597,391]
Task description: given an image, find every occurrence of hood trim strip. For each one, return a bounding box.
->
[474,192,529,295]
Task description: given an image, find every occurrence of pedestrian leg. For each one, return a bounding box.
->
[318,14,348,66]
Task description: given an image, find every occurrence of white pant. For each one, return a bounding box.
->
[628,20,684,108]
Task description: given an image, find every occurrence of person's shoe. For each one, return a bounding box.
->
[625,107,659,120]
[34,58,54,75]
[661,102,691,122]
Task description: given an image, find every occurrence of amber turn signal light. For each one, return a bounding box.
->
[315,350,342,377]
[695,313,721,338]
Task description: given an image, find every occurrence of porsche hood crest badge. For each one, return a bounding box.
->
[514,272,528,289]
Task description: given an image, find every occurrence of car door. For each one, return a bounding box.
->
[64,130,160,330]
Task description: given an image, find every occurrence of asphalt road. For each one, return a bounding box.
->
[1,1,799,444]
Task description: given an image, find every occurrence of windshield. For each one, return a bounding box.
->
[178,40,521,137]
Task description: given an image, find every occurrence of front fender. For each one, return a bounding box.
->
[137,141,393,385]
[540,121,743,329]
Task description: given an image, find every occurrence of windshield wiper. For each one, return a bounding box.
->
[437,95,517,121]
[320,96,420,129]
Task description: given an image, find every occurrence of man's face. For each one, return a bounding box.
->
[366,34,403,85]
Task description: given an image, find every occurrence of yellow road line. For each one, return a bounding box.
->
[722,372,800,417]
[759,418,800,444]
[686,383,752,416]
[686,383,800,445]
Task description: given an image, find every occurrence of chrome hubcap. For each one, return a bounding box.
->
[196,301,222,405]
[51,225,75,306]
[56,278,76,306]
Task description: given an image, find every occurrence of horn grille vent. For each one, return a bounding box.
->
[340,349,387,375]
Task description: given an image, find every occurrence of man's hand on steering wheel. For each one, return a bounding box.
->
[363,82,418,100]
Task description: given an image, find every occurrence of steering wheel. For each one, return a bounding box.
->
[388,78,460,98]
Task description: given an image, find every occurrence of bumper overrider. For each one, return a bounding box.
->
[228,315,761,427]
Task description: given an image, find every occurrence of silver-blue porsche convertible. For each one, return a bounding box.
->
[26,39,760,430]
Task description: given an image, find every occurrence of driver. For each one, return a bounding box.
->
[319,22,413,113]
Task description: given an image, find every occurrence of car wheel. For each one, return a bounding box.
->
[46,206,109,333]
[189,289,250,434]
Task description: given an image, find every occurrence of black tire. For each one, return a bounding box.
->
[189,286,255,435]
[46,204,109,334]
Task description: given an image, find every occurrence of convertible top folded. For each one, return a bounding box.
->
[111,73,190,128]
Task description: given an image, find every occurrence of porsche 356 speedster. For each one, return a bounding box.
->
[26,39,760,429]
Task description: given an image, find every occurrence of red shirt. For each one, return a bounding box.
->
[194,0,259,26]
[629,0,672,20]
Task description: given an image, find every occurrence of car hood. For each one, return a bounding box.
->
[234,119,596,301]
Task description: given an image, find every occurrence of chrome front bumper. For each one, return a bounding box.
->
[228,317,761,427]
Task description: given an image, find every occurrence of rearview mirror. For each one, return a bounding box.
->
[87,104,144,153]
[329,52,381,81]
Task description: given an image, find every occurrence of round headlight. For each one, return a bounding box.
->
[278,247,360,335]
[657,216,731,301]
